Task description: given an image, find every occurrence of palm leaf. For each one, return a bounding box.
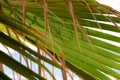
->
[0,71,12,80]
[0,0,120,80]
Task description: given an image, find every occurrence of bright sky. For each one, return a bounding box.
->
[97,0,120,11]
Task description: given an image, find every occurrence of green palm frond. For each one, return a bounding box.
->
[0,0,120,80]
